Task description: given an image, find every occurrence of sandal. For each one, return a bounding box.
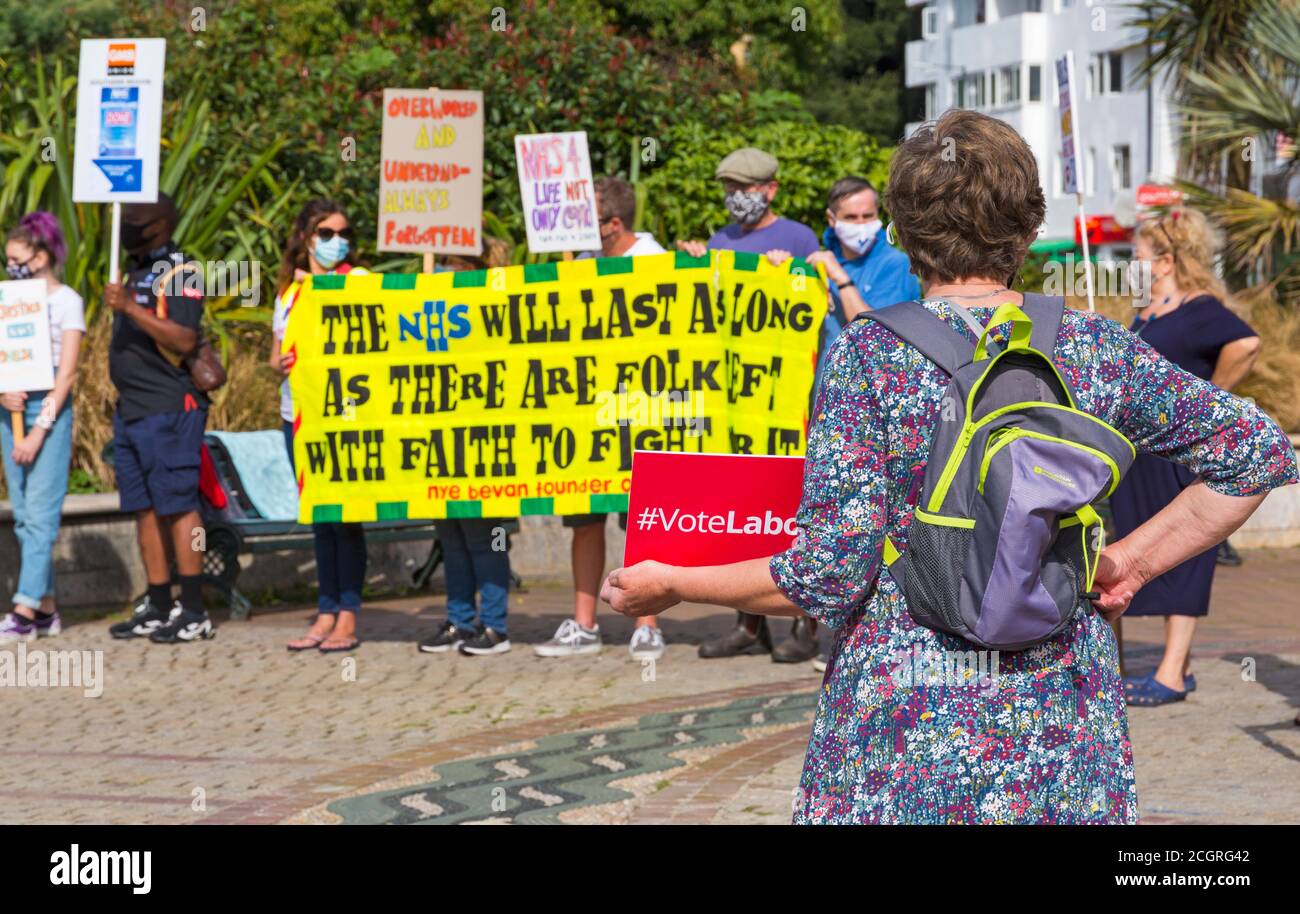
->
[288,616,336,652]
[319,636,359,653]
[287,632,328,651]
[1123,674,1187,707]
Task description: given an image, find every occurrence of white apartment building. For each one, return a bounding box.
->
[904,0,1180,244]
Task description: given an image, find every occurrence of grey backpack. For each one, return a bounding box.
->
[859,295,1136,651]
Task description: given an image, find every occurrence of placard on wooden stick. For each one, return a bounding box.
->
[378,88,484,257]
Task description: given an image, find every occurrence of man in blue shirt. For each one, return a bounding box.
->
[814,175,920,324]
[766,175,921,392]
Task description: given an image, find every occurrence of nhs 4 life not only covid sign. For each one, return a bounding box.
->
[72,38,166,203]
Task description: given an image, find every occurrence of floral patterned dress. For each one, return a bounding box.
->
[770,298,1298,824]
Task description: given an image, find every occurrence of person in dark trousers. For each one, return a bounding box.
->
[1110,207,1262,706]
[105,194,213,643]
[272,199,368,653]
[416,239,516,657]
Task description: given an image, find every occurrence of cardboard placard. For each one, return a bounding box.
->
[0,280,55,394]
[378,88,485,255]
[514,131,601,253]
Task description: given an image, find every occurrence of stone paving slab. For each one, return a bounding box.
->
[0,549,1296,825]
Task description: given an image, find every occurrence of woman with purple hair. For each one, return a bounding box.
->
[0,211,85,643]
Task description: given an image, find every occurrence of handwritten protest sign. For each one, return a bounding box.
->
[0,279,55,394]
[378,88,484,255]
[282,251,825,524]
[514,131,601,253]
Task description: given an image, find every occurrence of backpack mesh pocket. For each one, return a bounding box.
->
[903,517,974,635]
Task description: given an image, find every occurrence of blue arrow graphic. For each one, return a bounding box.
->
[93,159,143,192]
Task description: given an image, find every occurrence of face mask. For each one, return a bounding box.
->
[1128,259,1155,306]
[5,258,34,280]
[833,219,882,255]
[724,189,769,227]
[120,219,152,251]
[314,235,349,269]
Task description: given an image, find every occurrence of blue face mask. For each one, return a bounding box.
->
[314,235,349,269]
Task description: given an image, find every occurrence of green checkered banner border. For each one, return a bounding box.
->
[282,250,825,523]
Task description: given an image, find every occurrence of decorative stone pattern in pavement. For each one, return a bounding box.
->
[1,550,1297,825]
[325,692,816,824]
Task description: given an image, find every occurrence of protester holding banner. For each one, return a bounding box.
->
[534,177,667,661]
[676,147,819,261]
[417,236,518,657]
[102,194,215,644]
[680,147,820,664]
[1110,208,1262,707]
[0,213,84,644]
[601,110,1298,823]
[272,199,368,653]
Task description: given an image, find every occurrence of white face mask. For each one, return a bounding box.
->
[833,218,882,255]
[1127,260,1154,306]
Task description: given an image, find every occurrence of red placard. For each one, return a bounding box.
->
[623,451,805,567]
[1136,183,1182,208]
[1074,214,1132,246]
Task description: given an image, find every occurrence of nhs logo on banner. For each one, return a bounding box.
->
[399,299,470,352]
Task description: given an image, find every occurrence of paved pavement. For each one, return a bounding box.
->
[1,548,1297,825]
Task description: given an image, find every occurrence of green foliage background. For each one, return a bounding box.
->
[1,0,903,291]
[0,0,903,492]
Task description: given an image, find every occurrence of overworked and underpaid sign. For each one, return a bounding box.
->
[378,88,484,255]
[282,250,825,525]
[623,451,805,567]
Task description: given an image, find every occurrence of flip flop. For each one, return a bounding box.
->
[287,632,329,652]
[1123,674,1187,707]
[319,637,359,653]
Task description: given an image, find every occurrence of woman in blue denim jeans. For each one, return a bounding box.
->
[0,213,85,643]
[270,199,368,652]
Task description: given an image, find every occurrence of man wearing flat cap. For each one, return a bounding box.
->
[676,147,819,260]
[677,148,820,664]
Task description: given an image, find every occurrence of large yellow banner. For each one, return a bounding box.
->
[283,250,825,523]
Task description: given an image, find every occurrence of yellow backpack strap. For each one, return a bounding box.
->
[883,535,902,567]
[1075,503,1101,528]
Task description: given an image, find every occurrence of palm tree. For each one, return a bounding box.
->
[1131,0,1299,300]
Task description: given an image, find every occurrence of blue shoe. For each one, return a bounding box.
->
[1125,673,1195,696]
[1123,674,1187,707]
